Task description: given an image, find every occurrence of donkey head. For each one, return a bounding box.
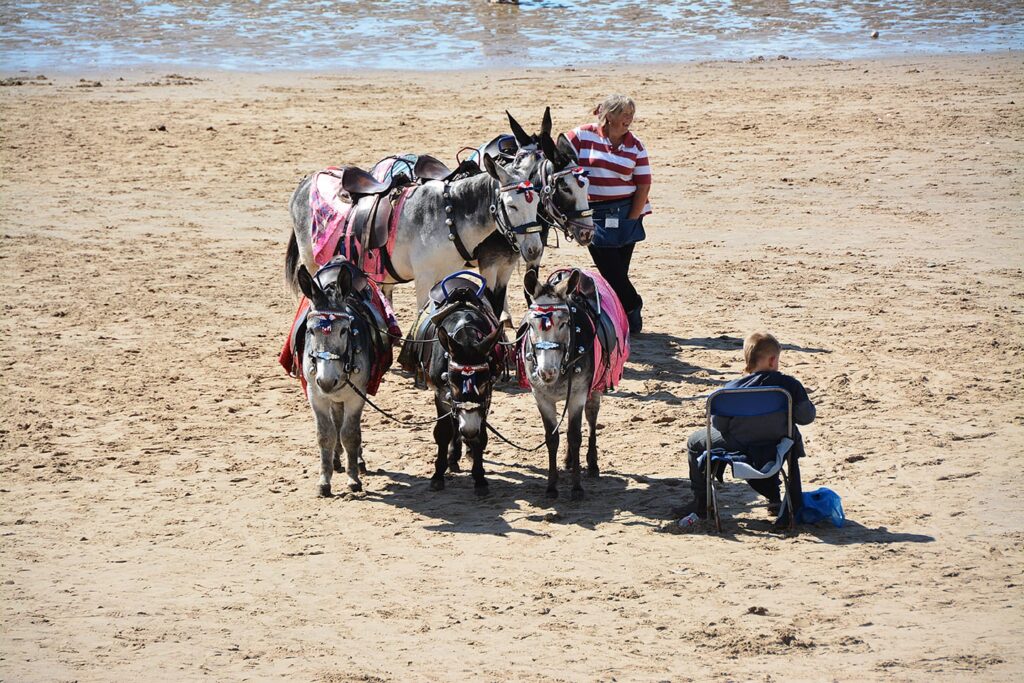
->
[482,153,544,265]
[436,306,500,440]
[297,260,365,395]
[510,107,594,247]
[522,267,582,385]
[539,129,594,245]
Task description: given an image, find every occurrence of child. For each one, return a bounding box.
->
[677,331,816,526]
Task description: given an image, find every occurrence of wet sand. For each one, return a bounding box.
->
[1,53,1023,681]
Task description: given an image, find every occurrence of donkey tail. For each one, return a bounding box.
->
[285,230,300,296]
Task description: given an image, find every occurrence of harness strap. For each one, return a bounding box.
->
[444,180,477,266]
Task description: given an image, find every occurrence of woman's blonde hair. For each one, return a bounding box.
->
[743,332,782,374]
[592,94,636,126]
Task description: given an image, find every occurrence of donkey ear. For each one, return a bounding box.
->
[566,268,581,295]
[506,110,533,147]
[541,107,552,137]
[539,133,558,164]
[523,266,539,302]
[336,263,353,296]
[436,324,452,353]
[297,265,319,301]
[556,133,579,164]
[480,325,501,352]
[482,153,511,184]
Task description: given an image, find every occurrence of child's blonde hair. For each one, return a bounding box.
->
[743,332,782,373]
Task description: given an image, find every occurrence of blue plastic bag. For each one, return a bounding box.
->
[797,487,845,528]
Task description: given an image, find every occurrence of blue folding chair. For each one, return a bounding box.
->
[702,387,796,532]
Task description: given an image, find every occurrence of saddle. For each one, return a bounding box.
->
[398,275,500,388]
[572,273,618,365]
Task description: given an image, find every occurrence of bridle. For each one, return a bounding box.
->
[522,301,590,379]
[442,360,494,414]
[306,307,364,377]
[491,178,543,249]
[514,149,593,243]
[539,159,593,242]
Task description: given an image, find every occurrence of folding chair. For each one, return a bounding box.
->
[701,387,796,533]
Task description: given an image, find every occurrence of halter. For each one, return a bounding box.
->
[517,150,593,243]
[491,178,543,248]
[523,301,589,378]
[443,361,493,412]
[306,307,362,375]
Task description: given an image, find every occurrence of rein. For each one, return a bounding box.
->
[341,378,453,426]
[484,370,573,452]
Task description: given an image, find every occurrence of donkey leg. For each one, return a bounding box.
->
[380,282,395,305]
[331,402,345,473]
[339,404,364,492]
[567,408,585,501]
[313,406,338,497]
[447,434,463,473]
[431,398,453,491]
[537,399,560,498]
[469,430,489,496]
[585,393,601,478]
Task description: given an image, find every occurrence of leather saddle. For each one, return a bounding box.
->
[569,271,618,364]
[340,154,465,255]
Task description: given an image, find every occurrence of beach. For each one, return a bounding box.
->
[1,53,1023,680]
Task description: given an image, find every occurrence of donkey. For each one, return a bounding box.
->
[286,154,543,313]
[404,273,501,495]
[519,268,630,500]
[295,259,390,497]
[478,109,595,321]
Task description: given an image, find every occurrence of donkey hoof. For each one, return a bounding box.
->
[570,488,585,502]
[333,459,344,473]
[430,478,445,492]
[447,460,462,473]
[318,483,333,498]
[358,462,368,475]
[587,466,600,478]
[545,487,559,499]
[348,481,362,493]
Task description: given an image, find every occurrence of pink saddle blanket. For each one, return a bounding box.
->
[309,159,412,282]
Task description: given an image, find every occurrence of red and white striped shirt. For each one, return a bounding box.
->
[566,123,652,215]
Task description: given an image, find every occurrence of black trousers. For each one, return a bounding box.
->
[685,427,804,514]
[588,242,641,313]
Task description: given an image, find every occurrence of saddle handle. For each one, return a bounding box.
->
[440,270,487,300]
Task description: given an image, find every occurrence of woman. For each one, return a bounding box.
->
[566,95,652,334]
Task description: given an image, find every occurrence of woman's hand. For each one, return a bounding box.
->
[628,183,651,220]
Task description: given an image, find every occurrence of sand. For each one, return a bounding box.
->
[1,53,1022,681]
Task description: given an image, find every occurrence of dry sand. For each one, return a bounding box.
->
[1,54,1022,681]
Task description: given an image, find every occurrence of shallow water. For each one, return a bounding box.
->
[1,0,1022,72]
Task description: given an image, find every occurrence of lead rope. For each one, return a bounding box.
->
[484,361,574,452]
[341,378,453,426]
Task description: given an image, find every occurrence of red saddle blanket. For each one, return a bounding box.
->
[278,280,401,396]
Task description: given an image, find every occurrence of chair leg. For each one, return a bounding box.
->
[782,455,797,534]
[705,453,721,532]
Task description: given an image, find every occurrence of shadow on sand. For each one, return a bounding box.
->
[360,455,689,536]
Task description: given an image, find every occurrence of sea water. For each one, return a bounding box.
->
[1,0,1021,72]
